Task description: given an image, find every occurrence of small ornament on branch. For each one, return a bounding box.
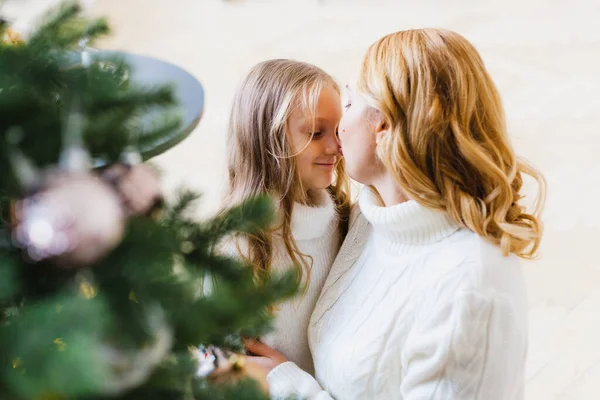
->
[190,345,269,394]
[7,97,165,268]
[8,108,126,268]
[12,171,125,267]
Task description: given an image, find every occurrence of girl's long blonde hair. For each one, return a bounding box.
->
[358,29,545,258]
[226,59,350,285]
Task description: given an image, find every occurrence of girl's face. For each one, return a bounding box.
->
[288,86,342,195]
[337,85,384,185]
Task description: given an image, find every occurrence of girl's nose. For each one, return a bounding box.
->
[325,136,339,155]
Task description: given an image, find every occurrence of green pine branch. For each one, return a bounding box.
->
[0,2,299,399]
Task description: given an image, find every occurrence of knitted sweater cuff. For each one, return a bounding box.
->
[267,361,323,399]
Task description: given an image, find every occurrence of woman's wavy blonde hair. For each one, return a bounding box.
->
[357,29,545,258]
[225,59,350,286]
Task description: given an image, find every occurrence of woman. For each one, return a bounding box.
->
[245,28,546,399]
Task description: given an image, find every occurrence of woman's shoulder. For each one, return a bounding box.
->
[332,203,372,266]
[407,232,528,338]
[434,229,526,301]
[351,202,372,238]
[348,202,364,229]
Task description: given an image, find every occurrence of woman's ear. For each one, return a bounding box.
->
[374,113,389,144]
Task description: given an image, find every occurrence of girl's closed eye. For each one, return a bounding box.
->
[311,131,323,139]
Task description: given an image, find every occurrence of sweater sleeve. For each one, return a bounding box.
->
[399,290,527,399]
[267,362,334,400]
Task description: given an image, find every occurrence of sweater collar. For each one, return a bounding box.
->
[291,189,337,241]
[359,187,459,244]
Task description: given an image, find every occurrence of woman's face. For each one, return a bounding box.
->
[338,85,385,185]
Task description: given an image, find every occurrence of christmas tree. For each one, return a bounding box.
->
[0,2,298,399]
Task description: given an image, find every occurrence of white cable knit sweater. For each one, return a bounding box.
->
[220,189,341,374]
[267,187,528,399]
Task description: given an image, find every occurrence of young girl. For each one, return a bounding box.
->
[247,29,546,399]
[220,59,350,375]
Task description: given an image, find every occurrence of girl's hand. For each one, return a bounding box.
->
[243,337,288,374]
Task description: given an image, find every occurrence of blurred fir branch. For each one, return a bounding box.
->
[0,2,298,399]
